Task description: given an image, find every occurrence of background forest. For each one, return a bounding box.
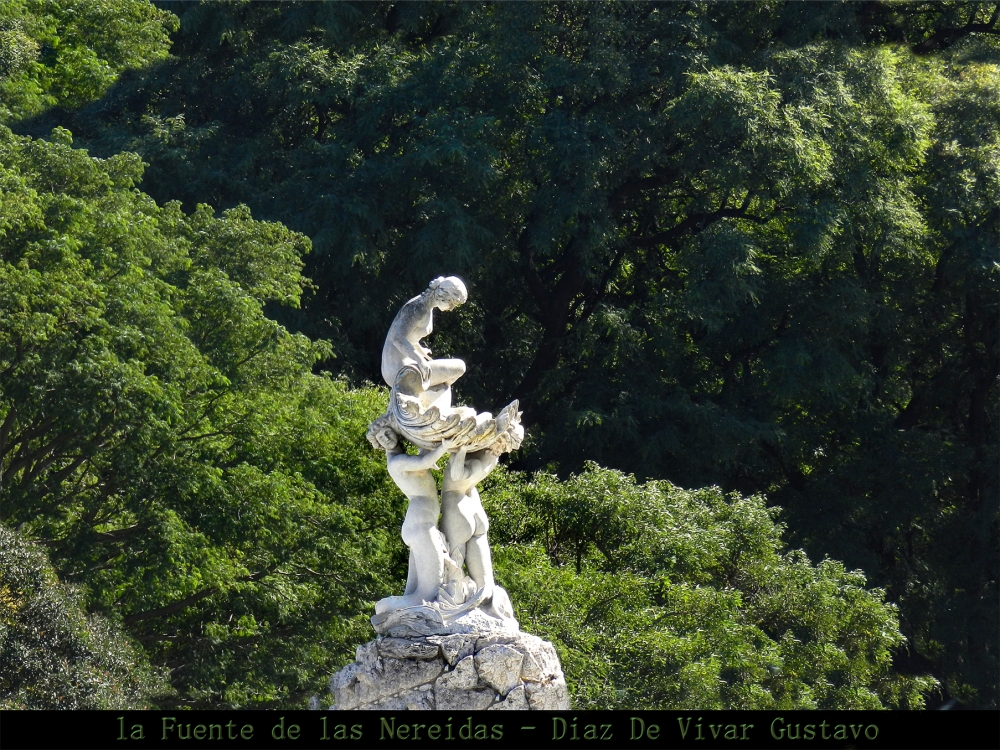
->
[0,0,996,710]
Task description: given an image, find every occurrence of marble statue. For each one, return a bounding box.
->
[329,275,569,711]
[367,276,523,637]
[380,276,467,392]
[366,429,455,614]
[441,445,515,621]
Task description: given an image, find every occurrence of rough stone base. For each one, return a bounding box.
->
[329,631,570,710]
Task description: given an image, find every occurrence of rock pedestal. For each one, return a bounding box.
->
[329,631,570,710]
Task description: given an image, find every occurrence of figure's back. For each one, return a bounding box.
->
[381,294,430,385]
[386,451,438,501]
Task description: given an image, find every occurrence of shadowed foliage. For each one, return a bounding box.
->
[1,0,995,708]
[0,523,170,709]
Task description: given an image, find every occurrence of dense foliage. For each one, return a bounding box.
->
[1,0,995,708]
[0,0,177,121]
[0,126,936,710]
[0,126,403,706]
[0,523,169,709]
[487,465,934,709]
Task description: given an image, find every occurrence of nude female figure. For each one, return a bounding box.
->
[368,418,455,615]
[381,276,468,390]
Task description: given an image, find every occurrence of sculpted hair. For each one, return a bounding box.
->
[426,276,468,304]
[366,412,399,450]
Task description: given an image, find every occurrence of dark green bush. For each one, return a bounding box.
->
[0,523,170,709]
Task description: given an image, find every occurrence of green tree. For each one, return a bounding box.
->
[0,125,402,707]
[485,463,936,709]
[48,0,989,706]
[0,523,169,709]
[0,0,177,121]
[4,0,995,707]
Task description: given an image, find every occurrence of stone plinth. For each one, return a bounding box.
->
[329,631,570,710]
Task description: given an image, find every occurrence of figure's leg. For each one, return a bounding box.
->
[403,549,417,596]
[399,495,443,602]
[376,495,444,615]
[459,490,494,591]
[441,492,475,573]
[425,358,466,388]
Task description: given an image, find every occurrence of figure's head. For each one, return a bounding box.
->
[427,276,468,311]
[367,413,400,451]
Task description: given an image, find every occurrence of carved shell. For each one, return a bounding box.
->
[388,364,523,453]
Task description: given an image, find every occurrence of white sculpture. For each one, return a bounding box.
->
[368,276,522,636]
[367,429,455,614]
[442,446,515,621]
[380,276,467,392]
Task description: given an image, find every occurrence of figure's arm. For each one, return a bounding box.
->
[391,439,454,472]
[392,340,431,383]
[386,301,432,379]
[448,447,468,483]
[391,333,427,365]
[461,451,500,485]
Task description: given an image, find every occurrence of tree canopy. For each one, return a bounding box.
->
[0,523,169,709]
[486,464,934,709]
[0,124,939,709]
[2,0,996,708]
[0,0,177,121]
[0,124,405,705]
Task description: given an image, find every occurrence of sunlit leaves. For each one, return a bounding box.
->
[0,126,398,707]
[0,0,177,121]
[485,464,935,709]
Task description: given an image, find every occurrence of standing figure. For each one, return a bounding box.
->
[441,446,500,597]
[367,416,453,616]
[381,276,468,390]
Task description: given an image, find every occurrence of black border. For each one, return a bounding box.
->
[2,709,998,750]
